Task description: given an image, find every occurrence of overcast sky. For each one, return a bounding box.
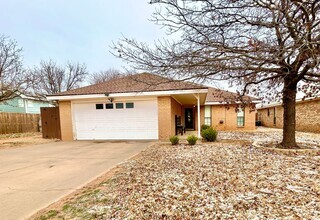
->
[1,0,166,72]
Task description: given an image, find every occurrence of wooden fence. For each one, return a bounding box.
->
[0,112,40,134]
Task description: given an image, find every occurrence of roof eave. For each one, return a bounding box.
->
[205,100,261,105]
[47,88,209,101]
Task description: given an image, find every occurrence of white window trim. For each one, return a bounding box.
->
[204,105,211,126]
[237,107,245,127]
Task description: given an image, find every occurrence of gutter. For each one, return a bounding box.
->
[47,89,209,101]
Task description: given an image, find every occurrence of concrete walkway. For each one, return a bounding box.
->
[0,140,152,220]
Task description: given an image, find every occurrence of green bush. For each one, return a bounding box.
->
[169,136,179,145]
[187,135,198,145]
[201,127,218,142]
[201,124,210,131]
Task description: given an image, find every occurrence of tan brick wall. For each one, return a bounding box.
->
[243,106,256,130]
[158,97,171,140]
[158,97,183,140]
[58,101,74,141]
[210,105,256,131]
[296,99,320,132]
[200,106,205,127]
[211,105,225,130]
[171,98,182,136]
[258,98,320,133]
[258,106,283,129]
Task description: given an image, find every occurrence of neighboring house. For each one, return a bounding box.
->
[47,73,259,141]
[0,94,51,114]
[257,97,320,133]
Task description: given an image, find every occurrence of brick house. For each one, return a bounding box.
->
[257,97,320,133]
[47,73,259,141]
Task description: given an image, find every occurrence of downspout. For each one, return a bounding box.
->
[225,106,227,130]
[24,99,28,113]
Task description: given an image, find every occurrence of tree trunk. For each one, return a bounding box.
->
[281,76,298,149]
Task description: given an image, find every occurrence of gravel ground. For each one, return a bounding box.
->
[36,131,320,219]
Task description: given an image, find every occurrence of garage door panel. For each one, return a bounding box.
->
[73,100,158,140]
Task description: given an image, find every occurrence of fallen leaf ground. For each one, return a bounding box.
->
[219,127,320,148]
[35,129,320,220]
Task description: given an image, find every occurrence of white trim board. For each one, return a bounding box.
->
[71,97,157,104]
[46,89,208,101]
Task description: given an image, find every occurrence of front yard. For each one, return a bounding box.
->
[35,129,320,219]
[219,127,320,149]
[0,132,56,149]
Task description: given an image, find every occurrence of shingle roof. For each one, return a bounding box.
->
[48,73,259,103]
[205,87,259,103]
[49,73,207,96]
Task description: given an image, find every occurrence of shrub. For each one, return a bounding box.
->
[201,124,210,131]
[201,127,218,142]
[187,135,198,145]
[169,136,179,145]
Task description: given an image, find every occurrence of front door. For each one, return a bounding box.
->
[185,108,194,129]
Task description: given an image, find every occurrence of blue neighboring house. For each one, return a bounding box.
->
[0,94,52,114]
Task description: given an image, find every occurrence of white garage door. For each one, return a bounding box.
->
[73,100,158,140]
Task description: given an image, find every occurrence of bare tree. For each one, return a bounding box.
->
[0,35,28,102]
[88,68,123,85]
[64,62,89,90]
[30,60,88,98]
[114,0,320,149]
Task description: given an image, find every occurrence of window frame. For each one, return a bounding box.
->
[18,99,24,107]
[27,100,34,107]
[204,105,211,126]
[237,107,245,127]
[125,102,134,109]
[96,104,104,110]
[115,103,124,109]
[105,103,114,109]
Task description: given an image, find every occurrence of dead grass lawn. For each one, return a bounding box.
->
[0,132,57,149]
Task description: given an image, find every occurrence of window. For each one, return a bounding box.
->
[257,113,262,121]
[18,99,24,107]
[27,100,34,107]
[116,103,124,109]
[126,102,134,109]
[204,105,211,126]
[96,104,104,109]
[237,108,245,127]
[268,109,270,116]
[106,103,113,109]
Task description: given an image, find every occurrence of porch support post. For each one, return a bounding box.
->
[197,93,201,138]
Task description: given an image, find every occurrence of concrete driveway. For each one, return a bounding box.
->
[0,140,152,220]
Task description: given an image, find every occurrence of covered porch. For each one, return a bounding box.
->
[171,93,207,138]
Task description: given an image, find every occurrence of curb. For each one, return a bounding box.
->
[252,141,320,156]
